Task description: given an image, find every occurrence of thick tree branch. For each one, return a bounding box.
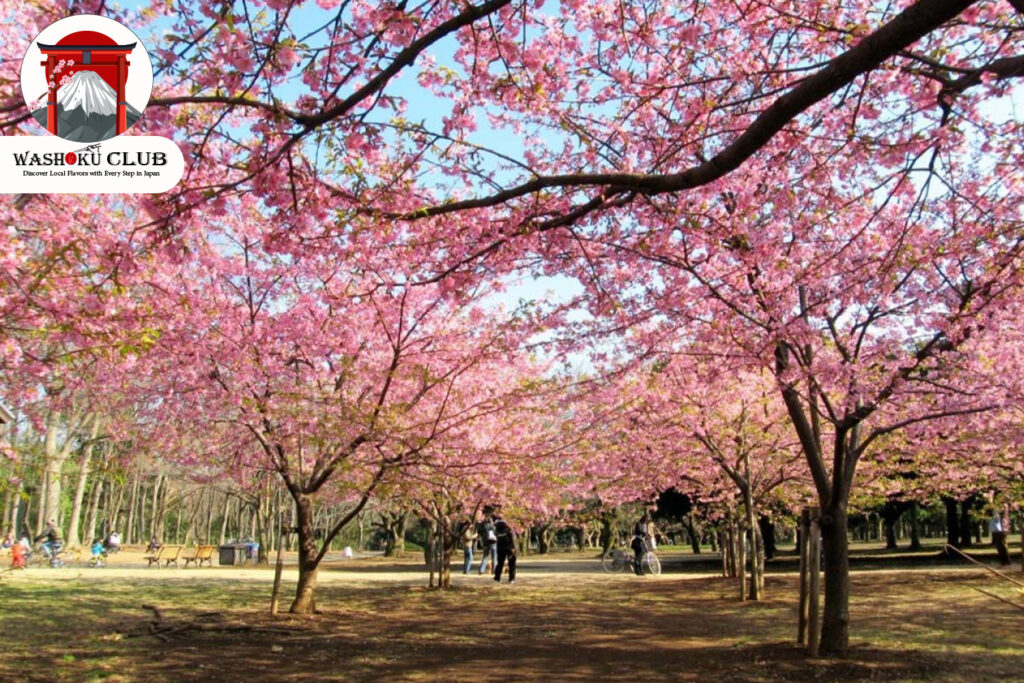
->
[775,342,831,502]
[940,54,1024,103]
[313,463,387,566]
[148,95,303,121]
[293,0,512,130]
[406,0,978,219]
[860,404,996,452]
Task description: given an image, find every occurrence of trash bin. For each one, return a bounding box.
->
[218,544,238,565]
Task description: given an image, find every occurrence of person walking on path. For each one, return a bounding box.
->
[460,516,478,574]
[492,512,517,583]
[989,507,1011,566]
[631,511,654,576]
[477,510,497,575]
[105,530,121,554]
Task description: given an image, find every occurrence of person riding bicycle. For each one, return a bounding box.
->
[631,511,655,576]
[90,538,108,567]
[34,519,63,562]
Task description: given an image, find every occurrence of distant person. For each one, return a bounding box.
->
[146,536,162,553]
[477,511,497,575]
[492,512,516,584]
[90,538,108,567]
[460,516,478,575]
[10,538,28,569]
[989,508,1011,567]
[1,532,12,549]
[240,537,259,564]
[632,511,654,576]
[105,531,121,554]
[759,514,777,560]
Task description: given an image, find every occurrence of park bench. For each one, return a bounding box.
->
[183,544,215,568]
[145,544,184,568]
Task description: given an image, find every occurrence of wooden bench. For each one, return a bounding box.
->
[145,544,183,568]
[183,544,215,568]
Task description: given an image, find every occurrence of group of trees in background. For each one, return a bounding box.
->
[2,0,1023,657]
[2,423,1014,568]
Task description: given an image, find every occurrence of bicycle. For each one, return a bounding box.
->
[88,544,108,568]
[33,541,66,568]
[602,539,661,576]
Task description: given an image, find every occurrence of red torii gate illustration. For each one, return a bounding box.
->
[37,30,135,136]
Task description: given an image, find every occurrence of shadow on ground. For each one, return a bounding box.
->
[3,557,1022,682]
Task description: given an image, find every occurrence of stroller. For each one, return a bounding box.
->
[88,540,108,568]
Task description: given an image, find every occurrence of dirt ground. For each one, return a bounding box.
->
[1,546,1022,682]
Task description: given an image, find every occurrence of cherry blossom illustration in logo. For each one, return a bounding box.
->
[21,15,152,143]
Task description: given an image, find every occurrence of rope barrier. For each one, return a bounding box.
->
[944,543,1024,589]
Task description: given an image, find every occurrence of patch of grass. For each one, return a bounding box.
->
[1,562,1022,681]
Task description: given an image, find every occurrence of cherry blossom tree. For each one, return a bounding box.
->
[3,0,1024,657]
[366,363,571,587]
[123,210,553,611]
[647,363,809,599]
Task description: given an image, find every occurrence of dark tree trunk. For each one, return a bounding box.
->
[818,503,850,655]
[289,493,319,614]
[599,513,614,554]
[423,518,438,572]
[959,498,973,548]
[579,524,591,552]
[883,501,901,550]
[758,515,776,560]
[435,517,455,589]
[909,502,921,551]
[777,335,859,657]
[537,524,552,554]
[686,515,702,554]
[944,496,960,549]
[381,512,407,557]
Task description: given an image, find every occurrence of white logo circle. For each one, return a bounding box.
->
[20,14,153,142]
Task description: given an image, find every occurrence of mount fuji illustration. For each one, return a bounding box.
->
[31,70,141,142]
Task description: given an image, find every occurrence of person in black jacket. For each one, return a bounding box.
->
[491,512,517,584]
[631,512,653,576]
